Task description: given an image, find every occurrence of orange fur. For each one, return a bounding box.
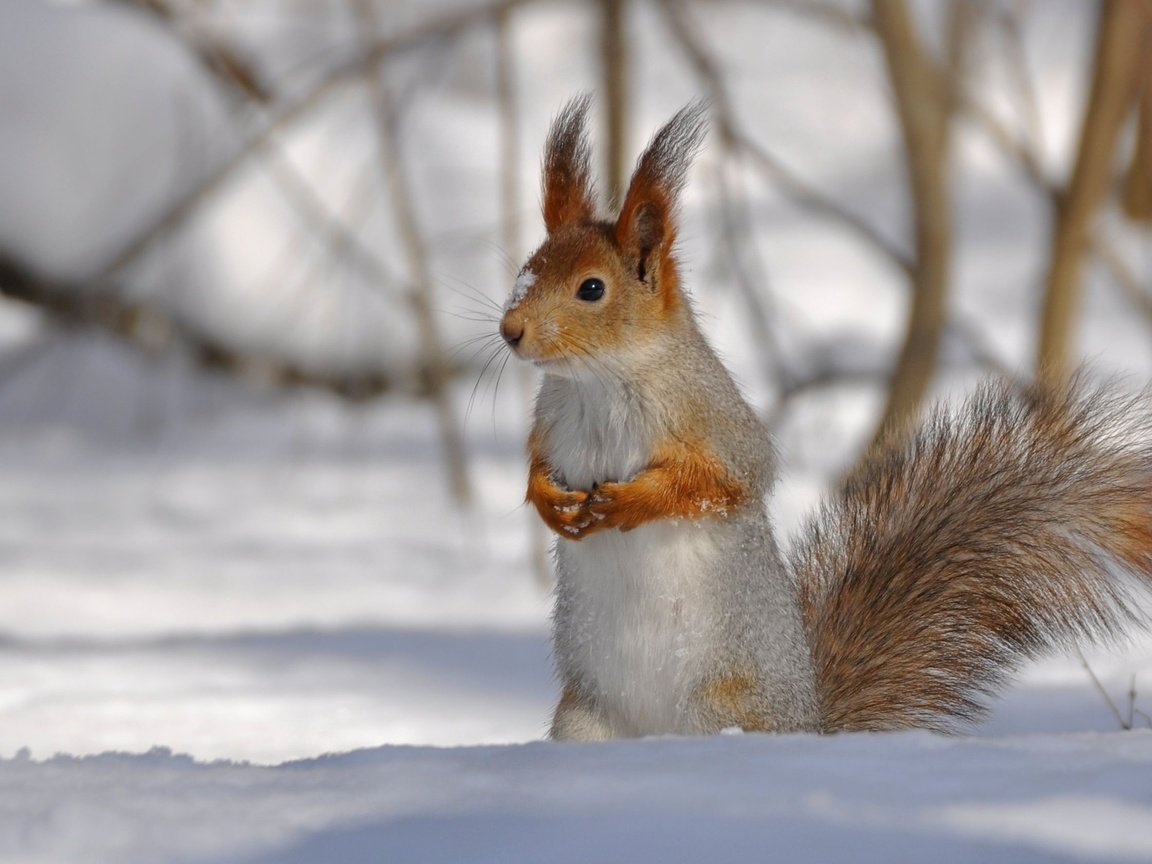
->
[528,429,744,540]
[696,674,769,731]
[585,439,745,534]
[542,98,596,233]
[526,428,594,537]
[555,682,583,715]
[517,99,1152,740]
[797,380,1152,732]
[503,224,686,372]
[613,103,706,314]
[502,103,706,373]
[1101,498,1152,574]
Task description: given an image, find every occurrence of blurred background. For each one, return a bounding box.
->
[0,0,1150,763]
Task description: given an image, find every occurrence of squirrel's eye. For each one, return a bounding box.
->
[577,278,605,302]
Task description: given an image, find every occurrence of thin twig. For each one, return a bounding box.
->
[1078,647,1131,730]
[948,314,1022,384]
[1122,25,1152,222]
[135,0,423,307]
[91,0,534,290]
[994,0,1047,174]
[860,0,968,452]
[356,0,473,504]
[1094,229,1152,324]
[1037,0,1150,382]
[765,364,891,432]
[0,250,401,400]
[660,1,794,395]
[738,133,914,278]
[601,0,630,204]
[662,0,913,277]
[495,4,552,587]
[121,0,271,101]
[260,156,387,367]
[1128,674,1137,730]
[693,0,871,32]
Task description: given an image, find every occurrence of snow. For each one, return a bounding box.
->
[0,373,553,763]
[0,371,1148,862]
[503,268,536,312]
[937,797,1152,863]
[1,0,1152,861]
[1,732,1151,864]
[0,0,231,278]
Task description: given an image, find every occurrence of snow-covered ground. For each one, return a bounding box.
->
[1,362,1150,863]
[3,732,1152,864]
[3,0,1152,861]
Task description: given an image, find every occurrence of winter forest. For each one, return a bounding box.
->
[2,0,1152,861]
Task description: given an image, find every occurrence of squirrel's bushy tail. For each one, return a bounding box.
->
[793,378,1152,732]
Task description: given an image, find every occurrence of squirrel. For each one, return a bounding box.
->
[498,96,1152,740]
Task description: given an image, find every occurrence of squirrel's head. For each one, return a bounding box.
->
[500,97,707,375]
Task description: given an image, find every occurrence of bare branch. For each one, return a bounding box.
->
[495,5,552,588]
[710,153,789,392]
[119,0,271,101]
[959,86,1058,200]
[1077,648,1131,730]
[92,0,533,289]
[693,0,871,33]
[1122,30,1152,223]
[765,364,891,432]
[1128,674,1137,730]
[738,135,914,277]
[134,0,417,306]
[1037,0,1150,383]
[993,0,1047,174]
[0,251,398,401]
[863,0,968,450]
[662,0,912,275]
[601,0,631,204]
[661,1,822,400]
[1094,229,1152,324]
[356,0,473,504]
[948,314,1021,385]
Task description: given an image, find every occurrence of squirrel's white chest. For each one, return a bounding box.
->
[554,523,720,736]
[539,376,651,490]
[543,373,720,735]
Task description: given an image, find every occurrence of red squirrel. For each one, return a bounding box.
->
[499,97,1152,739]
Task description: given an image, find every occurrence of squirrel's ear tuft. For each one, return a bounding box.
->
[614,102,708,281]
[542,95,597,233]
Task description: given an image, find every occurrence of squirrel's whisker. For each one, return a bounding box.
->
[465,343,507,424]
[449,333,503,363]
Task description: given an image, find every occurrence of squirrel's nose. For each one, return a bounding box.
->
[501,316,525,349]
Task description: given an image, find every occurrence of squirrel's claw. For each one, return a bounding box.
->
[529,479,599,539]
[587,482,628,531]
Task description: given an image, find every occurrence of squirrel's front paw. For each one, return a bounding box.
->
[529,482,597,539]
[588,482,634,532]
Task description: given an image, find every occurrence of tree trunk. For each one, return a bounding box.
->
[601,0,629,204]
[865,0,966,450]
[1037,0,1150,383]
[1122,27,1152,223]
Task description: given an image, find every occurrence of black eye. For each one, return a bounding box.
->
[577,278,605,302]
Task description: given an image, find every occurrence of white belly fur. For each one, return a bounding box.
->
[542,369,722,734]
[557,519,720,735]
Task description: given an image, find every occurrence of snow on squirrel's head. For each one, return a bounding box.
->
[500,96,707,373]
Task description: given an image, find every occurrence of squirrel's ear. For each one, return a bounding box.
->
[542,96,596,233]
[614,102,708,284]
